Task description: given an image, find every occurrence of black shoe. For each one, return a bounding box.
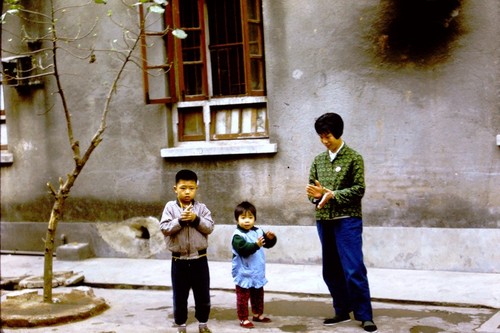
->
[323,314,351,326]
[362,320,378,332]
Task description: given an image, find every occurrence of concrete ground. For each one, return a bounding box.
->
[1,255,499,333]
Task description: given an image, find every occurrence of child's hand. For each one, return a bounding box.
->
[180,204,196,222]
[265,231,276,240]
[181,211,196,222]
[256,236,265,247]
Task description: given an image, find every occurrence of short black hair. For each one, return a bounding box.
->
[314,113,344,139]
[175,169,198,184]
[234,201,257,221]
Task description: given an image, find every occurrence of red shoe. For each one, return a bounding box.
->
[252,316,272,323]
[240,320,255,329]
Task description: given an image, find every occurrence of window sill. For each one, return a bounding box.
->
[1,151,14,164]
[161,140,278,158]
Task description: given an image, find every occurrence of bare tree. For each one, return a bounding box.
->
[1,0,180,302]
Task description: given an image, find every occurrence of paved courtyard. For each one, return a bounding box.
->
[1,255,498,332]
[1,287,498,333]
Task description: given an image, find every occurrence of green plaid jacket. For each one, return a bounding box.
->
[308,144,365,220]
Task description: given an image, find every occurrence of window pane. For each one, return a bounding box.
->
[182,33,201,62]
[208,0,245,96]
[247,0,258,20]
[0,81,3,110]
[256,107,267,132]
[250,59,263,90]
[179,107,205,141]
[231,109,240,133]
[210,46,245,96]
[0,122,7,150]
[183,112,203,135]
[139,3,174,103]
[179,0,199,27]
[241,108,253,133]
[215,111,229,135]
[181,28,203,95]
[184,63,204,96]
[248,23,261,55]
[145,35,171,99]
[207,0,242,44]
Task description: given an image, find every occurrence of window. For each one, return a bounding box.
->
[140,0,276,157]
[0,76,14,164]
[211,103,267,140]
[178,106,205,141]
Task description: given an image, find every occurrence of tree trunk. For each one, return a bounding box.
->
[43,196,65,302]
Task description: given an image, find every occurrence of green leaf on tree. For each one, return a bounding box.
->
[172,29,187,39]
[148,5,165,14]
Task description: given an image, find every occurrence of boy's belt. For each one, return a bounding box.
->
[172,249,207,260]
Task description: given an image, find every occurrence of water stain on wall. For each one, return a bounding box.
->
[369,0,467,66]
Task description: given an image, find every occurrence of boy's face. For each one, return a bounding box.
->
[174,179,198,206]
[319,132,342,153]
[237,210,255,231]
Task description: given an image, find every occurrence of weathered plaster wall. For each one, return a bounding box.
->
[1,0,498,235]
[262,0,500,228]
[2,222,499,273]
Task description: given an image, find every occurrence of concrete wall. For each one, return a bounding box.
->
[1,1,498,272]
[2,222,499,273]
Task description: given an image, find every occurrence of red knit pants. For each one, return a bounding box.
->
[235,285,264,321]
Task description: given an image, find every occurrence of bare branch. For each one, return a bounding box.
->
[80,32,142,165]
[46,182,57,197]
[53,1,94,14]
[55,16,100,43]
[56,45,95,61]
[47,1,80,164]
[5,72,56,83]
[16,8,52,23]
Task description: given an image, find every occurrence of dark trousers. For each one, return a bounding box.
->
[171,256,211,325]
[235,285,264,321]
[316,217,373,321]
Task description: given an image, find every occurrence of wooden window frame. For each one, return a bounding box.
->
[139,3,177,104]
[178,106,206,141]
[139,0,266,104]
[210,102,269,140]
[172,0,209,101]
[242,0,266,96]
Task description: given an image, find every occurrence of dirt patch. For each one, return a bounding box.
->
[1,288,109,328]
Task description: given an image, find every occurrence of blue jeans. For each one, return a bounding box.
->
[316,217,373,321]
[171,256,211,325]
